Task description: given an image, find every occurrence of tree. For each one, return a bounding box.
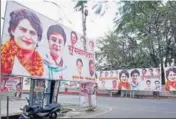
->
[113,1,176,84]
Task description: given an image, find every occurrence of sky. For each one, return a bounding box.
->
[1,0,118,41]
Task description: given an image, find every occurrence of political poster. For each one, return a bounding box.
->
[164,66,176,91]
[139,68,161,91]
[79,82,96,107]
[22,77,31,91]
[96,70,119,90]
[0,76,23,97]
[32,79,45,106]
[1,1,95,82]
[96,68,161,91]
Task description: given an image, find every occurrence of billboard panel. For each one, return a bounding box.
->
[96,70,119,90]
[164,66,176,91]
[0,76,23,97]
[1,1,95,82]
[96,68,161,91]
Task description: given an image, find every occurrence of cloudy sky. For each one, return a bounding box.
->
[1,0,118,40]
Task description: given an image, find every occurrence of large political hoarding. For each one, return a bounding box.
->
[96,68,161,91]
[164,66,176,91]
[1,1,95,82]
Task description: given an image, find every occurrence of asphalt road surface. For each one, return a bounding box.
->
[58,94,176,118]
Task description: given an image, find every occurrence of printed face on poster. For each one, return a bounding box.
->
[1,1,95,82]
[96,70,119,90]
[96,68,161,91]
[164,66,176,91]
[0,76,23,97]
[79,82,96,107]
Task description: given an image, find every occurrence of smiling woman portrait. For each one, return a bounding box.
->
[1,9,44,78]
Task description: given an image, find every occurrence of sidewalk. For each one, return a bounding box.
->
[0,97,107,118]
[59,103,108,118]
[0,98,26,117]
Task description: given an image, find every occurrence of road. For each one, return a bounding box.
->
[58,94,176,118]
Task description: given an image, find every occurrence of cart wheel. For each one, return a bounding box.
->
[49,112,57,119]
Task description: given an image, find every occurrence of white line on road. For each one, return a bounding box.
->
[113,106,176,114]
[85,105,113,118]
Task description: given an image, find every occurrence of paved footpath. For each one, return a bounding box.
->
[0,94,106,118]
[1,94,176,118]
[0,98,27,117]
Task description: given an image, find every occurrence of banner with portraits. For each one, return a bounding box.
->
[96,68,162,91]
[79,82,96,107]
[96,70,119,91]
[164,66,176,92]
[1,1,95,83]
[0,76,23,97]
[32,79,45,106]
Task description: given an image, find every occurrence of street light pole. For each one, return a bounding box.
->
[81,4,88,37]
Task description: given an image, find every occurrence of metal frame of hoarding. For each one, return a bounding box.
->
[1,1,9,118]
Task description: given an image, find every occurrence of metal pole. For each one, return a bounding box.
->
[0,97,1,119]
[7,96,9,119]
[56,80,61,103]
[81,4,86,37]
[0,0,2,119]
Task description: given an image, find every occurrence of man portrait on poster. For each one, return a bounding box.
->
[89,60,95,77]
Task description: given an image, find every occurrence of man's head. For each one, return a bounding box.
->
[76,58,83,75]
[119,70,129,82]
[155,68,160,75]
[47,24,66,60]
[71,31,77,46]
[16,83,22,89]
[89,60,95,76]
[100,71,103,78]
[149,68,153,75]
[146,80,151,86]
[131,69,140,81]
[142,68,147,75]
[105,71,109,78]
[155,80,160,87]
[8,9,43,50]
[80,36,86,50]
[166,68,176,81]
[89,41,94,51]
[110,71,114,77]
[0,80,6,89]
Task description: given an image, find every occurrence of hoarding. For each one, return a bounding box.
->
[164,66,176,91]
[1,1,95,82]
[0,76,23,97]
[96,68,161,91]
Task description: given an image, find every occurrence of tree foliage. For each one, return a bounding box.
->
[96,1,176,71]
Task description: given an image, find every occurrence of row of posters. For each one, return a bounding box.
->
[1,1,95,83]
[96,66,176,92]
[0,66,175,97]
[96,68,161,91]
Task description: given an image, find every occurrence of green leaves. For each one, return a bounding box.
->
[74,1,87,11]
